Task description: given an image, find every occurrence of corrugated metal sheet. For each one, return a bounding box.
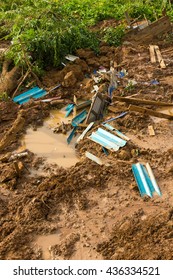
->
[89,128,126,151]
[132,163,162,197]
[13,86,47,104]
[71,110,87,127]
[97,128,126,147]
[102,123,130,141]
[65,104,75,117]
[89,131,119,151]
[65,104,74,111]
[67,127,77,144]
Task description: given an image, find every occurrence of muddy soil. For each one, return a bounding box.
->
[1,39,173,260]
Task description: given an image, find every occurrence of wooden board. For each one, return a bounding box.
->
[112,96,173,106]
[124,16,172,44]
[149,45,156,63]
[154,45,166,69]
[148,125,155,136]
[129,105,173,120]
[73,95,77,118]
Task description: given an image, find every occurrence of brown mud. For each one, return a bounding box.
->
[1,38,173,260]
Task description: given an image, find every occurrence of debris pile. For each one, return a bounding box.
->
[1,14,173,260]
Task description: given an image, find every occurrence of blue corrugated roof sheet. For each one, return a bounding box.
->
[102,124,130,141]
[65,104,75,117]
[13,86,47,104]
[71,110,87,127]
[89,128,127,151]
[132,163,162,197]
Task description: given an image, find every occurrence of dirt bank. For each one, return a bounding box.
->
[0,41,173,260]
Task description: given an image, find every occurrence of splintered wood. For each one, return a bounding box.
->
[149,45,156,63]
[149,45,166,69]
[148,125,155,136]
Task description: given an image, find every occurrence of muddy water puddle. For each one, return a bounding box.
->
[34,233,61,260]
[34,227,71,260]
[21,108,79,168]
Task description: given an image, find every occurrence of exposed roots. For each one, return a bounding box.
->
[0,59,21,95]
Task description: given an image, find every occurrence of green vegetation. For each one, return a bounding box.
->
[0,92,9,101]
[103,24,126,47]
[0,0,172,73]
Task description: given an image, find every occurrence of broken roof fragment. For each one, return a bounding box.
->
[103,123,130,141]
[132,163,162,197]
[13,86,47,104]
[71,109,87,127]
[89,127,127,151]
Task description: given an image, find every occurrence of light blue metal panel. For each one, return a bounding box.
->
[103,123,114,131]
[67,127,77,144]
[65,104,74,111]
[132,163,161,197]
[65,104,75,117]
[102,124,129,141]
[13,87,47,104]
[89,132,119,151]
[145,163,162,196]
[132,163,152,197]
[97,128,126,147]
[141,164,155,194]
[102,146,109,156]
[71,110,87,127]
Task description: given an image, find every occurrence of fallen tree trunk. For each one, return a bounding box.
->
[0,110,25,152]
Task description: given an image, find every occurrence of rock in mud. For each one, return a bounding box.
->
[62,71,77,88]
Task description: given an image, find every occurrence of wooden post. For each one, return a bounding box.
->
[73,95,77,118]
[154,45,166,69]
[149,45,156,63]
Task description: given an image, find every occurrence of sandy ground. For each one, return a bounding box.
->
[0,41,173,260]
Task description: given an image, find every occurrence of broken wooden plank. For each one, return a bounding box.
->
[50,99,68,105]
[154,45,166,69]
[76,122,94,143]
[129,104,173,120]
[78,123,88,128]
[148,125,155,136]
[76,100,92,111]
[124,16,172,44]
[112,96,173,106]
[73,95,77,118]
[149,45,156,63]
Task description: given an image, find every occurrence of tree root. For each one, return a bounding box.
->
[0,59,21,95]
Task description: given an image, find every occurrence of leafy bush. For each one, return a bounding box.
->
[103,24,125,46]
[0,0,172,73]
[1,0,99,72]
[0,92,9,101]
